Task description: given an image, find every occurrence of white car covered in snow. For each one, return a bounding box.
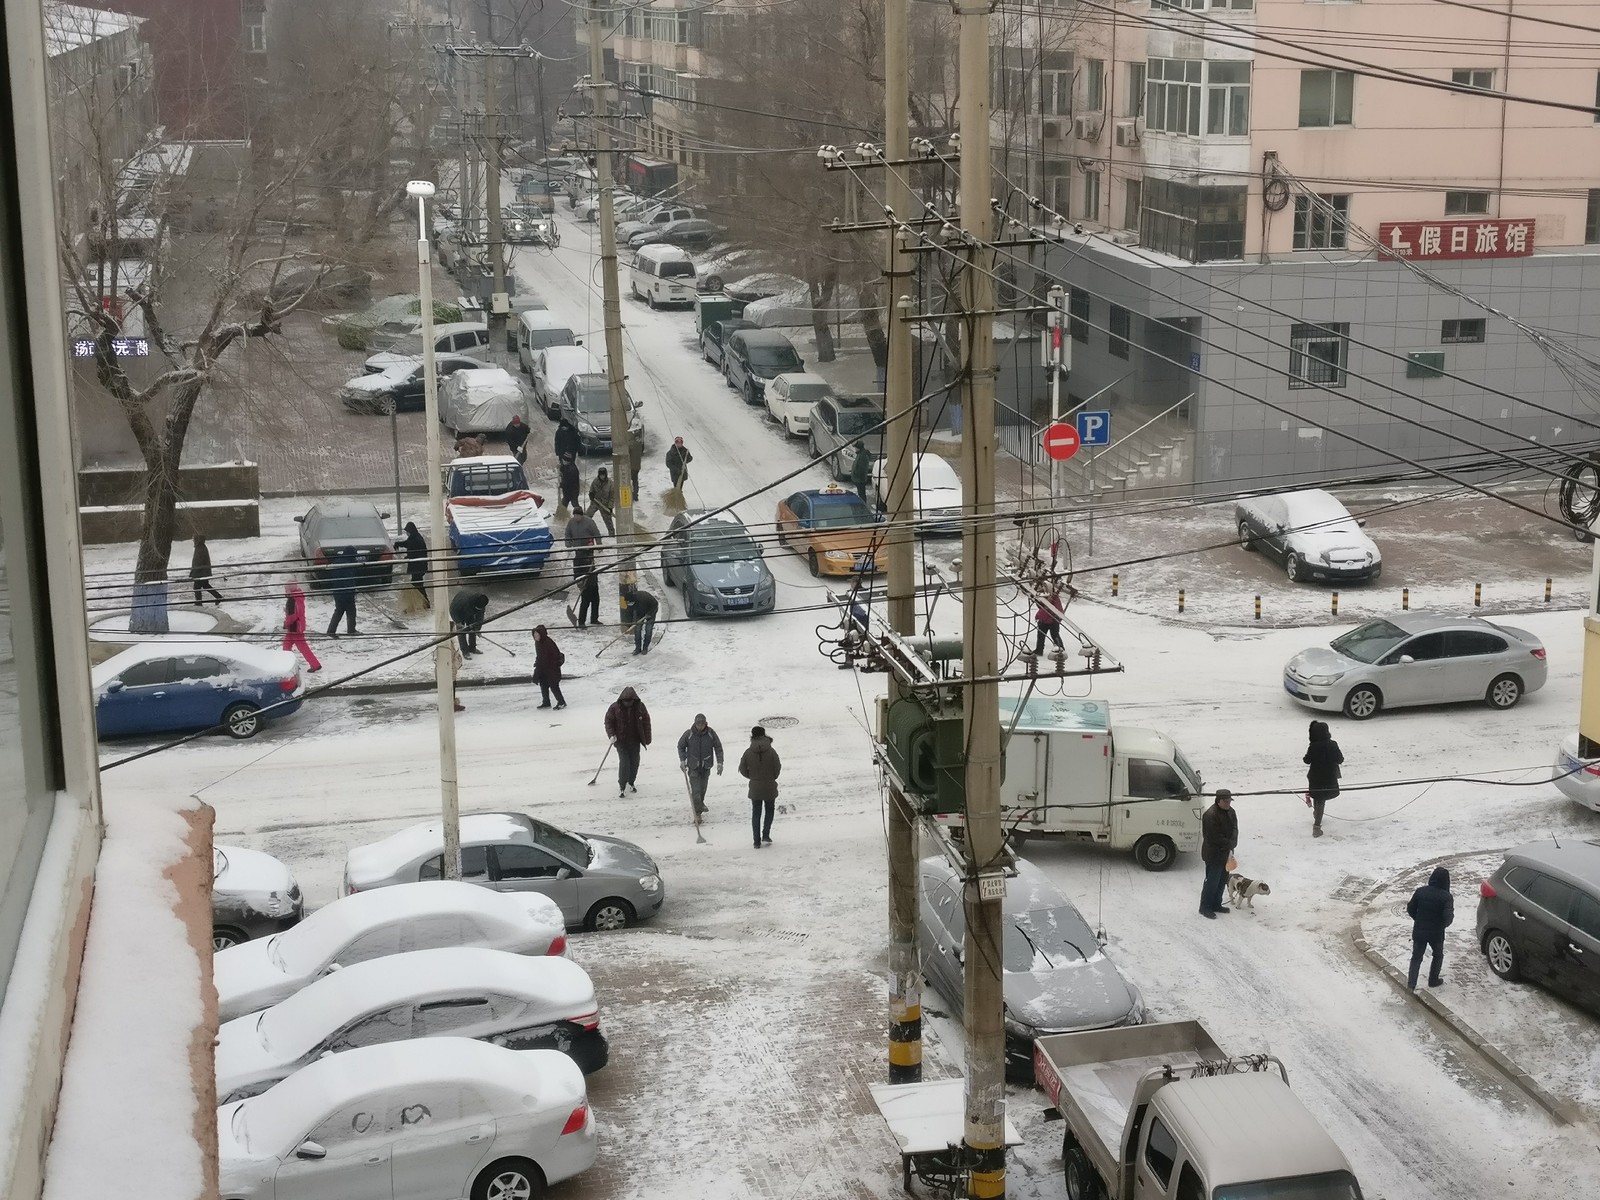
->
[873,451,963,536]
[763,372,831,437]
[216,947,606,1103]
[217,1038,596,1200]
[212,844,303,951]
[214,881,566,1021]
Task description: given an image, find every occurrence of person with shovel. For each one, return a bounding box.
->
[665,436,693,493]
[603,686,652,797]
[589,467,616,536]
[677,713,724,828]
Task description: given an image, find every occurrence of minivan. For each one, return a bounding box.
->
[630,244,697,309]
[517,309,579,374]
[364,322,489,374]
[533,345,603,416]
[1477,839,1600,1015]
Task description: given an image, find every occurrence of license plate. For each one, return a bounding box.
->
[724,597,752,608]
[853,559,875,573]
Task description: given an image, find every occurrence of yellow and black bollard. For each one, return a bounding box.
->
[1331,591,1339,616]
[1111,572,1120,597]
[1474,582,1482,607]
[1402,587,1410,611]
[1254,594,1261,621]
[1546,577,1553,603]
[1178,589,1185,614]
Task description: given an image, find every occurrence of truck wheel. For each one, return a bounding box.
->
[1132,834,1177,872]
[1007,829,1031,851]
[1063,1134,1105,1200]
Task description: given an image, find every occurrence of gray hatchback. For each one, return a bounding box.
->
[659,510,776,617]
[1477,839,1600,1016]
[342,812,665,932]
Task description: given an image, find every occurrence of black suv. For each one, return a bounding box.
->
[1477,839,1600,1015]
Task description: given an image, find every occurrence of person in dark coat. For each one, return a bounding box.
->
[575,569,602,627]
[401,521,430,607]
[624,583,659,655]
[531,625,566,709]
[325,546,360,637]
[1304,720,1344,838]
[1199,789,1238,918]
[850,444,873,504]
[565,509,602,575]
[665,436,693,490]
[449,588,489,656]
[677,713,724,823]
[505,414,530,465]
[554,415,582,463]
[558,454,581,514]
[739,725,782,848]
[189,535,223,605]
[604,686,652,797]
[1406,866,1454,989]
[628,436,643,493]
[589,468,616,536]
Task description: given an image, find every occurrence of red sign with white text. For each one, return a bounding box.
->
[1377,218,1533,261]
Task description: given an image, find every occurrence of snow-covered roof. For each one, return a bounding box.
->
[90,639,296,688]
[45,2,141,55]
[348,813,532,878]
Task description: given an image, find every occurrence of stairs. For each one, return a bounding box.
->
[1056,411,1192,496]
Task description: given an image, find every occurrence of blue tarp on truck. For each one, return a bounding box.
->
[445,456,555,575]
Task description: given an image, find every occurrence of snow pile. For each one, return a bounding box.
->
[42,791,208,1200]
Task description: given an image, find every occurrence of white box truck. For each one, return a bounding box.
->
[936,697,1204,871]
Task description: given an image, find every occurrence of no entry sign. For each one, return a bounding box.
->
[1043,422,1081,461]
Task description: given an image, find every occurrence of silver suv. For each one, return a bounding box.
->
[809,393,885,480]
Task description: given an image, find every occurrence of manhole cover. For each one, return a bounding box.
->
[753,928,809,943]
[758,715,800,729]
[1331,874,1378,904]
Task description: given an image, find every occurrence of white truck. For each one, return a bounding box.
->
[936,697,1204,871]
[1035,1021,1364,1200]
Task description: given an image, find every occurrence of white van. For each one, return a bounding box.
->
[364,322,489,374]
[516,310,578,375]
[629,244,697,309]
[532,345,602,416]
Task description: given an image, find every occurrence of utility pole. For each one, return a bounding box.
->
[1045,284,1067,510]
[955,0,1006,1195]
[587,5,637,606]
[883,0,921,1088]
[483,4,509,335]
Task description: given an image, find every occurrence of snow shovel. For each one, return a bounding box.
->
[595,623,635,657]
[683,766,706,844]
[478,632,517,657]
[586,743,613,786]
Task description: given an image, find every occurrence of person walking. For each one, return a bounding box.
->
[665,436,693,492]
[1406,866,1454,989]
[1199,789,1238,919]
[628,436,643,494]
[1304,720,1344,838]
[189,535,223,605]
[281,579,321,672]
[554,414,581,463]
[558,454,581,515]
[400,521,430,608]
[575,569,602,628]
[531,625,566,710]
[325,546,359,638]
[449,588,489,657]
[565,508,602,575]
[677,713,724,825]
[604,686,652,797]
[1033,589,1064,657]
[739,725,782,848]
[505,414,530,465]
[589,467,616,536]
[624,583,658,655]
[851,444,873,505]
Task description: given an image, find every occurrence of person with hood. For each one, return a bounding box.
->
[325,546,360,638]
[1033,588,1064,656]
[1304,720,1344,838]
[628,436,643,494]
[604,686,652,797]
[665,436,693,491]
[565,508,602,575]
[624,582,659,655]
[449,588,489,656]
[554,414,581,463]
[677,713,724,825]
[575,569,602,627]
[531,625,566,709]
[851,443,873,504]
[589,467,616,536]
[281,579,321,671]
[558,454,582,514]
[1199,789,1238,918]
[1406,866,1454,989]
[739,725,782,848]
[400,521,430,607]
[189,535,223,605]
[505,414,530,465]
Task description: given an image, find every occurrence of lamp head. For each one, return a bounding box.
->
[406,180,436,198]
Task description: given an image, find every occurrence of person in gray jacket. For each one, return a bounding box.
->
[738,725,782,849]
[677,713,724,826]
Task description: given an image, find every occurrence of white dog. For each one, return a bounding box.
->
[1226,873,1271,911]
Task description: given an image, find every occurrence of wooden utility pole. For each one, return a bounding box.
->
[955,0,1006,1195]
[483,20,509,335]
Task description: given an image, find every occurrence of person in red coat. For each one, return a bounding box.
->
[281,579,321,672]
[531,625,566,710]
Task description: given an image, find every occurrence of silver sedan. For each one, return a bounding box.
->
[1283,614,1547,720]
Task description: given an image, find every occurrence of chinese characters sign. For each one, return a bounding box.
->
[1377,218,1533,261]
[72,337,149,359]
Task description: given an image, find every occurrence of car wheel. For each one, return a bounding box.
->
[1486,673,1524,710]
[472,1157,545,1200]
[222,703,261,740]
[1342,684,1381,720]
[1238,521,1254,551]
[701,337,711,362]
[682,581,696,616]
[630,281,640,301]
[1063,1133,1105,1200]
[1483,929,1521,980]
[647,292,657,310]
[744,382,758,406]
[1285,552,1303,582]
[1132,834,1177,872]
[212,926,248,952]
[807,548,821,577]
[585,898,635,932]
[377,393,397,416]
[1006,829,1030,850]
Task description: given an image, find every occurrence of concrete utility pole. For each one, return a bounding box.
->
[883,0,922,1088]
[955,1,1006,1195]
[1045,284,1068,509]
[587,5,637,606]
[482,5,509,334]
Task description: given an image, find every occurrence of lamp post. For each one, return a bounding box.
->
[406,178,462,882]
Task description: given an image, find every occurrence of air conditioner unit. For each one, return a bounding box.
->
[1114,119,1141,147]
[1072,115,1100,141]
[1041,119,1063,141]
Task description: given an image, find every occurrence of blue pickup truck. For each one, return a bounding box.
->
[445,456,555,575]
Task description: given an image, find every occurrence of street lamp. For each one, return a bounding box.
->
[407,178,462,882]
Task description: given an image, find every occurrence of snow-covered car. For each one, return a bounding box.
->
[339,353,483,415]
[217,1039,596,1200]
[659,510,777,617]
[502,202,556,245]
[213,845,303,952]
[295,499,395,590]
[216,947,606,1103]
[874,452,963,535]
[764,372,830,437]
[92,641,303,742]
[438,366,529,434]
[919,855,1143,1080]
[342,812,665,932]
[213,881,567,1021]
[1552,733,1600,812]
[615,204,693,243]
[810,393,886,480]
[632,217,720,252]
[1282,615,1548,721]
[363,321,489,374]
[1235,488,1381,583]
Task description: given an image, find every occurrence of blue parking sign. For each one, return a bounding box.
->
[1076,410,1111,446]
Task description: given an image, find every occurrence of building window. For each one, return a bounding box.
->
[1043,56,1073,117]
[1205,61,1250,136]
[1109,306,1132,359]
[1083,170,1101,223]
[1068,287,1090,343]
[1124,178,1142,232]
[1444,190,1490,215]
[1292,194,1349,250]
[1289,322,1350,388]
[643,7,690,43]
[1441,318,1486,343]
[243,6,266,54]
[1140,178,1246,262]
[1298,70,1353,127]
[1086,60,1105,111]
[1406,352,1446,379]
[1127,63,1146,118]
[1147,58,1202,136]
[1587,189,1600,241]
[1450,68,1494,91]
[1044,158,1072,216]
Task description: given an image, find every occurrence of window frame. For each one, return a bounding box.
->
[1204,60,1251,137]
[1068,288,1090,344]
[1292,194,1350,251]
[1085,59,1105,111]
[1405,352,1446,379]
[1146,58,1202,136]
[1450,67,1494,91]
[1298,69,1354,128]
[1440,318,1486,344]
[1288,321,1350,389]
[1109,305,1131,359]
[1444,190,1491,216]
[1143,1116,1179,1188]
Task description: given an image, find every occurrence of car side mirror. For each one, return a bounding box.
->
[1398,655,1415,665]
[106,680,124,693]
[380,512,392,520]
[324,962,343,973]
[574,337,583,346]
[1357,517,1368,527]
[294,515,306,523]
[295,1141,327,1161]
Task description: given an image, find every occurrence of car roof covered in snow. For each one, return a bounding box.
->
[91,639,296,687]
[213,845,296,898]
[347,813,534,878]
[288,880,557,959]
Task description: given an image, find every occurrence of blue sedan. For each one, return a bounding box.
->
[92,640,304,740]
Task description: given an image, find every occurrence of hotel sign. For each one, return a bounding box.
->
[1377,218,1533,261]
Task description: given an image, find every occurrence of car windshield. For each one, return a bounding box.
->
[387,334,427,356]
[660,262,695,279]
[530,819,591,865]
[810,495,876,529]
[749,343,802,371]
[836,409,882,436]
[574,382,610,414]
[1173,748,1203,793]
[255,983,335,1059]
[270,905,355,976]
[1329,619,1409,664]
[1213,1171,1363,1200]
[316,515,382,541]
[689,532,758,564]
[1002,906,1094,971]
[781,382,831,403]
